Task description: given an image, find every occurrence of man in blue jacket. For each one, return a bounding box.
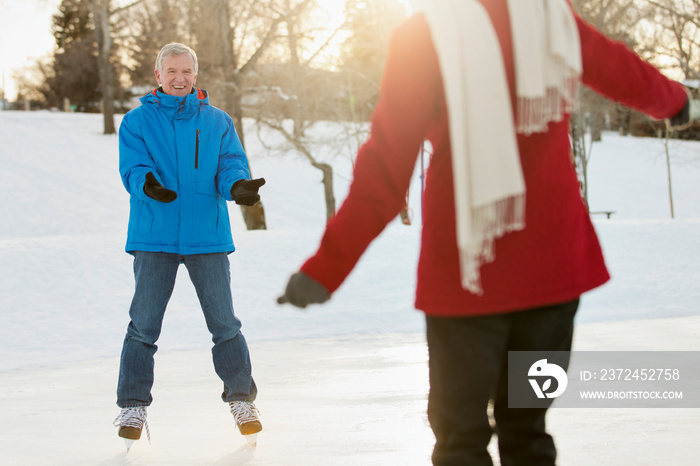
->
[114,43,264,448]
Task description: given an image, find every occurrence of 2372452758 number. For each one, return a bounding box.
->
[599,368,680,381]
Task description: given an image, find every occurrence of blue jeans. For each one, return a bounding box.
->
[426,300,579,466]
[117,251,257,407]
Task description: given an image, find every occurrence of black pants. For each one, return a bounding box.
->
[426,299,579,466]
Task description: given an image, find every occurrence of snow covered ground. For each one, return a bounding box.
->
[0,111,699,465]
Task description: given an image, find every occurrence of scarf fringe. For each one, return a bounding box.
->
[460,194,526,294]
[515,75,579,135]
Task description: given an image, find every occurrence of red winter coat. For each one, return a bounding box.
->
[301,3,687,317]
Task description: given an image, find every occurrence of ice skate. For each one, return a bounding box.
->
[229,401,262,446]
[113,407,150,451]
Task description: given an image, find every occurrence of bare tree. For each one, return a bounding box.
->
[249,0,339,222]
[120,0,183,88]
[85,0,146,134]
[662,127,676,218]
[570,0,700,213]
[573,0,650,137]
[341,0,407,120]
[642,0,700,79]
[570,0,654,210]
[11,59,53,109]
[251,0,407,223]
[89,0,116,133]
[182,0,315,230]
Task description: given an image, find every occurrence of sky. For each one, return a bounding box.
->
[0,0,413,101]
[0,0,59,100]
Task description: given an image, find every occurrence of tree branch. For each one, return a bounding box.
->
[239,0,314,74]
[644,0,700,28]
[111,0,149,17]
[303,18,349,67]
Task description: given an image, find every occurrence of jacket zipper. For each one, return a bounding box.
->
[195,129,200,169]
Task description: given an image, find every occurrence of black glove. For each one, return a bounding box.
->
[144,172,177,203]
[277,271,331,309]
[668,95,700,130]
[668,97,691,129]
[231,178,266,206]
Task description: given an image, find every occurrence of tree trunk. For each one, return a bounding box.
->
[241,202,267,230]
[617,106,631,136]
[213,1,266,230]
[285,3,335,223]
[313,162,335,223]
[664,128,675,219]
[590,110,603,142]
[235,86,266,230]
[224,78,267,230]
[570,109,589,209]
[92,0,116,135]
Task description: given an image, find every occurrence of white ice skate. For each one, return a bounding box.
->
[113,407,150,452]
[229,401,262,446]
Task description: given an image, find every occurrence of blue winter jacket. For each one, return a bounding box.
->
[119,88,250,255]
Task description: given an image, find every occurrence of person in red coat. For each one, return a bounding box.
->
[279,1,696,464]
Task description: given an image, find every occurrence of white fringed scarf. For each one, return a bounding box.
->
[412,0,582,294]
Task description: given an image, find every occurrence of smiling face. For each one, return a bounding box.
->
[155,53,197,97]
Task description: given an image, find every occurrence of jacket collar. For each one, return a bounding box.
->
[140,87,209,119]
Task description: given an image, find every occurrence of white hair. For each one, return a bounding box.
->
[155,43,198,73]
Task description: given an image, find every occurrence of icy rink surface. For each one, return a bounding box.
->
[1,322,699,465]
